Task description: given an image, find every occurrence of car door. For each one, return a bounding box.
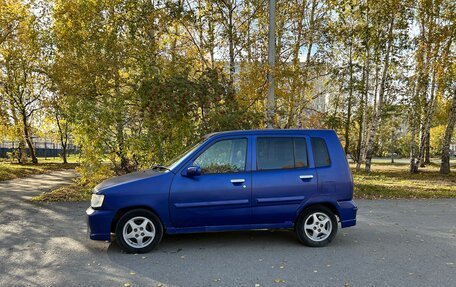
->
[169,136,252,228]
[251,135,318,224]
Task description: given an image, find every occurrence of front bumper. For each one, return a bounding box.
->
[86,207,115,241]
[337,200,358,228]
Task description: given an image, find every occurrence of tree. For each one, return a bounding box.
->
[440,91,456,174]
[364,14,394,172]
[42,94,71,164]
[0,0,44,164]
[410,0,454,172]
[2,0,454,182]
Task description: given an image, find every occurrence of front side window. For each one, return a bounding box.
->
[257,137,309,170]
[193,138,247,174]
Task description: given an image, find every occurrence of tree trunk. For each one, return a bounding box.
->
[410,122,418,173]
[365,16,394,172]
[424,129,430,165]
[61,143,68,164]
[360,55,380,169]
[16,140,27,164]
[356,55,370,171]
[228,4,235,87]
[208,4,215,68]
[113,61,130,173]
[170,0,183,63]
[286,0,307,129]
[355,113,363,163]
[417,69,437,167]
[21,110,38,164]
[296,0,316,128]
[390,130,395,163]
[357,0,370,170]
[24,128,37,164]
[55,112,68,164]
[440,91,456,174]
[305,0,316,66]
[344,44,354,155]
[412,9,436,172]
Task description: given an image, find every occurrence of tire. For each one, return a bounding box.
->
[295,205,338,247]
[115,209,163,253]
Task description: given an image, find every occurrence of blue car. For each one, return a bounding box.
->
[87,129,357,253]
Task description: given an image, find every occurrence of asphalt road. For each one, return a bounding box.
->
[0,171,455,287]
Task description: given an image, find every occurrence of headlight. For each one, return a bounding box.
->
[91,194,105,208]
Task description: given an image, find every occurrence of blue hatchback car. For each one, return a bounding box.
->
[87,129,357,253]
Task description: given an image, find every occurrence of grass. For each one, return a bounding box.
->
[0,157,79,181]
[352,162,456,199]
[32,183,92,202]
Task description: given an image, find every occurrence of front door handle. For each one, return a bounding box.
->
[230,179,245,184]
[299,175,314,180]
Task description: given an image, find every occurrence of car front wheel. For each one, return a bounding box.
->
[295,206,338,247]
[115,209,163,253]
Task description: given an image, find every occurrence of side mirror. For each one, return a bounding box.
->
[186,166,201,177]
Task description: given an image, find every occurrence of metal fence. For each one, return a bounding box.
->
[0,138,78,158]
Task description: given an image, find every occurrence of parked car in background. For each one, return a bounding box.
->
[87,129,357,253]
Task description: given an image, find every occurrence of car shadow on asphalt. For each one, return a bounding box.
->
[107,229,301,254]
[103,227,362,286]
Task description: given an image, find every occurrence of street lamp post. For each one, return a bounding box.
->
[266,0,276,129]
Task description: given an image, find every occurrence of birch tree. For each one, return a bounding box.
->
[0,0,44,164]
[440,91,456,174]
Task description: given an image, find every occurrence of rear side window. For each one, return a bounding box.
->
[311,137,331,167]
[294,138,308,168]
[257,137,308,170]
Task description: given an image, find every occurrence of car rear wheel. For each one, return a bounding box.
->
[115,209,163,253]
[295,206,337,247]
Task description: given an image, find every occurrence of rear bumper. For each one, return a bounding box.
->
[86,207,115,241]
[337,200,357,228]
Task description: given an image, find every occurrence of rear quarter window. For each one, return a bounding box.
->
[311,137,331,167]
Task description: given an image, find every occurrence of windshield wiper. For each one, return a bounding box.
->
[151,165,172,172]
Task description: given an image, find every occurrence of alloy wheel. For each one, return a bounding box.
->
[122,216,156,248]
[304,212,332,242]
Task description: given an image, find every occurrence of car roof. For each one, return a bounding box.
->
[205,129,335,139]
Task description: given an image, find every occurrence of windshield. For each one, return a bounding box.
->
[166,138,207,170]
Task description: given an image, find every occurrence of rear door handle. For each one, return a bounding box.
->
[299,175,314,180]
[230,179,245,184]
